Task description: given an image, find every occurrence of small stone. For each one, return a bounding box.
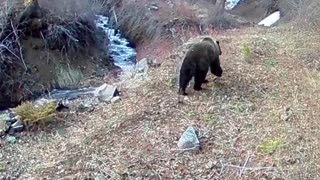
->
[135,58,150,72]
[177,126,201,151]
[95,174,107,180]
[95,84,119,102]
[0,162,6,172]
[6,136,17,144]
[0,120,9,136]
[170,54,176,59]
[111,96,121,103]
[149,5,159,11]
[77,102,95,113]
[8,119,24,134]
[282,107,293,121]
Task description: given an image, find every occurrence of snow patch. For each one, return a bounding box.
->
[258,11,281,27]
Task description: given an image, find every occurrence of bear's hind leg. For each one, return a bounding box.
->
[194,69,208,91]
[179,69,193,95]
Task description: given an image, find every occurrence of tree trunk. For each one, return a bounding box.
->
[214,0,226,16]
[19,0,42,23]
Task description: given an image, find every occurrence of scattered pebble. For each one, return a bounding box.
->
[0,162,6,172]
[149,5,159,11]
[77,102,95,113]
[111,96,121,103]
[6,136,17,144]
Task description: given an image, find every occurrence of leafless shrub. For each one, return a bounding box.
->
[0,0,110,110]
[107,1,163,44]
[205,13,235,29]
[279,0,320,28]
[45,14,103,54]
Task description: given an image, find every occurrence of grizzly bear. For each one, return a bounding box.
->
[179,37,223,95]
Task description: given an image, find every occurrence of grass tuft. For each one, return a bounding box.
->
[242,44,252,63]
[15,101,57,126]
[258,139,285,154]
[203,114,218,126]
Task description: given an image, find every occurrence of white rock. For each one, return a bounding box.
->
[95,84,119,102]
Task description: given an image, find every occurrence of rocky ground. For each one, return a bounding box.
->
[1,24,320,179]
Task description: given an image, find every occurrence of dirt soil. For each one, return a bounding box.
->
[1,25,320,179]
[22,36,110,90]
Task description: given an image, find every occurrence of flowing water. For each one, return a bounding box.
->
[37,15,138,101]
[226,0,241,10]
[95,15,137,72]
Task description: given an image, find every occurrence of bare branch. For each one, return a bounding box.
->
[10,20,27,70]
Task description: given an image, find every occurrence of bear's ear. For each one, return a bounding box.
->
[216,41,222,55]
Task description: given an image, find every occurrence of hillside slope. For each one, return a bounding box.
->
[1,26,320,179]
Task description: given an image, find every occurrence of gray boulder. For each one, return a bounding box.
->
[95,83,119,103]
[177,126,201,151]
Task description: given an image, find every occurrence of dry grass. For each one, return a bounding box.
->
[280,0,320,28]
[107,0,204,46]
[15,101,56,126]
[1,25,320,179]
[107,0,164,44]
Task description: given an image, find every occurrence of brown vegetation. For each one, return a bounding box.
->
[1,0,320,179]
[2,25,320,179]
[279,0,320,28]
[0,0,112,110]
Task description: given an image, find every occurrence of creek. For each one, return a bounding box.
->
[36,15,138,101]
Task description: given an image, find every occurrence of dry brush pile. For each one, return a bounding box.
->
[0,0,110,110]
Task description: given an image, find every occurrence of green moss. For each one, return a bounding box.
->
[258,139,285,154]
[168,77,176,88]
[204,114,218,126]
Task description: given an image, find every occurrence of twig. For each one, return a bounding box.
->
[0,44,20,60]
[218,160,226,176]
[57,25,79,42]
[10,20,27,70]
[227,164,274,171]
[0,31,14,43]
[239,152,251,177]
[199,130,210,139]
[40,31,50,64]
[112,6,118,25]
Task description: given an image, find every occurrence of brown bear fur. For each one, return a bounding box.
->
[179,37,223,95]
